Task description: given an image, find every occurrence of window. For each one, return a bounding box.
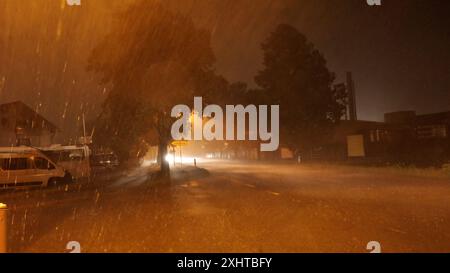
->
[0,158,31,170]
[416,125,448,139]
[34,157,55,170]
[370,130,376,143]
[369,129,390,143]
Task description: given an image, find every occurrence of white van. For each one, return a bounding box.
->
[0,149,67,188]
[39,145,91,180]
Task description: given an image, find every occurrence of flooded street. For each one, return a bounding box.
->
[2,161,449,253]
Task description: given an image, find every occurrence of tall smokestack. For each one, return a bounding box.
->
[346,72,357,121]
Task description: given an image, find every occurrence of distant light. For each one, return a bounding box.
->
[141,159,156,167]
[165,154,196,164]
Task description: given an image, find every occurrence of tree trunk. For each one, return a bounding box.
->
[158,140,170,179]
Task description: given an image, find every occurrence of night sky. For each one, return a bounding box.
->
[0,0,449,138]
[181,0,450,121]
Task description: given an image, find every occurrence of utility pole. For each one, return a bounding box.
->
[180,146,183,168]
[172,146,176,167]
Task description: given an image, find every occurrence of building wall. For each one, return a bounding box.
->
[29,130,55,147]
[0,129,17,146]
[0,130,55,147]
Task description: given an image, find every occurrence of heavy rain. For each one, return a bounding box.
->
[0,0,450,254]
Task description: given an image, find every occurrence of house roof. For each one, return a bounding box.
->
[0,101,59,133]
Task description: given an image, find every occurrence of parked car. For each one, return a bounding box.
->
[90,152,119,170]
[0,149,69,189]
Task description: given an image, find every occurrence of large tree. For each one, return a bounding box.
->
[255,24,346,156]
[88,1,219,177]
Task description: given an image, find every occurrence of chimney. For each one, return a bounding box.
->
[346,72,357,121]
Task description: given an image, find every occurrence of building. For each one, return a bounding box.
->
[0,101,58,147]
[320,110,450,165]
[407,111,450,165]
[322,120,393,161]
[320,72,449,165]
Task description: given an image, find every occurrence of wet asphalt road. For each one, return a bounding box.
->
[2,160,450,253]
